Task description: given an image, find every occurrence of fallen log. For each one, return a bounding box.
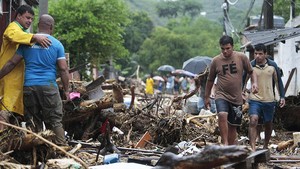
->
[155,145,250,169]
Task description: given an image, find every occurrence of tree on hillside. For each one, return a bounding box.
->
[123,12,154,53]
[135,17,223,75]
[49,0,130,79]
[274,0,300,22]
[156,0,202,18]
[168,17,222,57]
[136,27,192,73]
[117,11,154,76]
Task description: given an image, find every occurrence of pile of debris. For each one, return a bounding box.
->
[0,72,299,168]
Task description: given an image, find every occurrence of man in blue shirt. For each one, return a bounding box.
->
[0,14,70,146]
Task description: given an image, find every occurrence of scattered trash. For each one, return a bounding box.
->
[103,153,120,164]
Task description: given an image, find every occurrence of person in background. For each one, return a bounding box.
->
[197,78,205,112]
[0,5,51,130]
[180,76,188,93]
[188,77,195,92]
[157,79,164,93]
[145,73,154,96]
[174,75,180,95]
[0,14,69,146]
[165,73,174,94]
[245,43,285,151]
[204,35,258,145]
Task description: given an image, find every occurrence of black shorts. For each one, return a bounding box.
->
[215,98,242,126]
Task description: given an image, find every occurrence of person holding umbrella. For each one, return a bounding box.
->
[204,35,258,145]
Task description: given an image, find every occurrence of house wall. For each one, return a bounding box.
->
[0,0,21,46]
[275,16,300,97]
[276,34,300,96]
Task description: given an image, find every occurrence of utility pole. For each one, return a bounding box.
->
[39,0,48,18]
[222,0,229,35]
[291,0,296,20]
[264,0,274,57]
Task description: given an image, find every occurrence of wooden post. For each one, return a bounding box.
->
[263,0,274,57]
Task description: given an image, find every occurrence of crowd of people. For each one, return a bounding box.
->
[0,4,286,154]
[145,73,197,96]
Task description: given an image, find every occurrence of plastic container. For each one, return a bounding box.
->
[183,95,199,115]
[103,153,120,164]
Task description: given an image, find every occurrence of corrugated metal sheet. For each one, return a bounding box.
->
[24,0,38,6]
[240,28,300,48]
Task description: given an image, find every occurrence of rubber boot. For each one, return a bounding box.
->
[52,126,67,146]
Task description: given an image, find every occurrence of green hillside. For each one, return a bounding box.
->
[125,0,263,30]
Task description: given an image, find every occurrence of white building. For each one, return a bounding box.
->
[276,17,300,96]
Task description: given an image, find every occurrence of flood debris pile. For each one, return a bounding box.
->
[0,74,299,168]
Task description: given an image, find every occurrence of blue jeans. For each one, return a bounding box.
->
[249,100,276,123]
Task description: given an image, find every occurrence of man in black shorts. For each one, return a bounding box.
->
[204,35,258,145]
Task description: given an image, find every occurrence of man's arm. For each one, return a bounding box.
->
[31,34,51,48]
[250,71,258,94]
[204,80,214,109]
[57,59,70,100]
[5,25,51,48]
[0,54,23,79]
[273,64,285,108]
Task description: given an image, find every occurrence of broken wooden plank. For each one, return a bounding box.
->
[270,160,300,163]
[135,131,152,148]
[222,149,270,169]
[86,76,105,91]
[117,147,164,154]
[271,155,300,160]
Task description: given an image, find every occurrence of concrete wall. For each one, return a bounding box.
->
[276,17,300,96]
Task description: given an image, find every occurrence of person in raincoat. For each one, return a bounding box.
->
[0,5,51,130]
[145,74,154,95]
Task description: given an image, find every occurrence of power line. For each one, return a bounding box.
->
[227,0,239,5]
[224,8,240,39]
[239,0,256,30]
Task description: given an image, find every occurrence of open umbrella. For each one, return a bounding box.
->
[157,65,175,72]
[153,75,165,81]
[171,69,196,77]
[182,56,212,74]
